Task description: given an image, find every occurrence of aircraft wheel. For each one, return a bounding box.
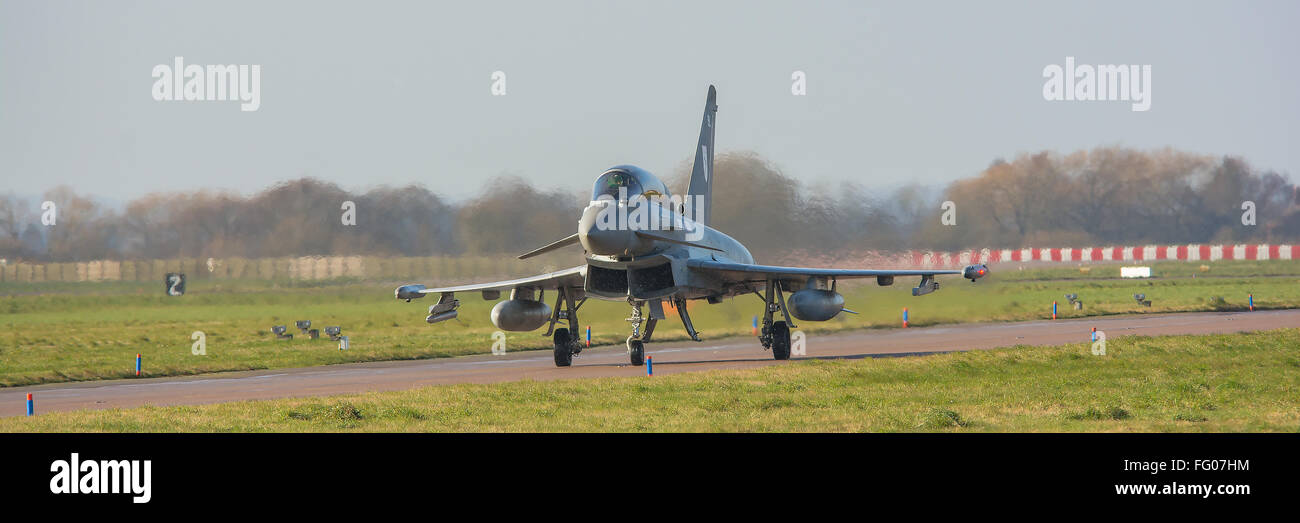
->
[627,335,645,366]
[553,328,573,367]
[771,321,791,360]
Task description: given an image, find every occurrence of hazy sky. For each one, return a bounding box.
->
[1,0,1296,203]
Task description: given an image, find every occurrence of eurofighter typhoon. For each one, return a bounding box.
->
[396,86,988,366]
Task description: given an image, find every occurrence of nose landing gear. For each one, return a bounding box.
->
[626,336,645,366]
[625,299,657,366]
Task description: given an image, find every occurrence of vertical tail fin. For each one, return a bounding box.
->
[687,85,717,226]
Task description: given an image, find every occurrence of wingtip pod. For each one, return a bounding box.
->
[395,284,427,301]
[963,264,989,281]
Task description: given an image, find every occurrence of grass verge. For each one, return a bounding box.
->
[4,260,1300,387]
[5,328,1298,432]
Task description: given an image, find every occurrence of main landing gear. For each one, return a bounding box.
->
[757,279,795,361]
[547,287,585,367]
[554,280,796,367]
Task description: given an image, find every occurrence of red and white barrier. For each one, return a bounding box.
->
[898,244,1298,268]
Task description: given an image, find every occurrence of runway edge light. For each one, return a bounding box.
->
[135,353,142,376]
[647,356,653,376]
[26,393,33,416]
[902,308,909,328]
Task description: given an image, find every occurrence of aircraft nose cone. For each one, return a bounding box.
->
[582,226,628,256]
[578,200,651,256]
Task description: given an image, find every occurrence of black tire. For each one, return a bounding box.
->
[627,336,645,366]
[553,328,573,367]
[771,321,791,360]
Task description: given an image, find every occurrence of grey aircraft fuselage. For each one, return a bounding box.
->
[577,166,754,302]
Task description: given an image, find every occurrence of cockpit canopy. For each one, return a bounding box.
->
[592,165,671,202]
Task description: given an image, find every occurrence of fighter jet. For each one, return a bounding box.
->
[396,85,988,367]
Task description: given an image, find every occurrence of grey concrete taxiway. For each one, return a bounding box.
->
[4,309,1298,417]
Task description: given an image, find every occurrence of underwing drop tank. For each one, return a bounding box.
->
[490,299,552,331]
[786,289,845,322]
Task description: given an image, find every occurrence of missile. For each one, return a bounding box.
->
[427,309,458,324]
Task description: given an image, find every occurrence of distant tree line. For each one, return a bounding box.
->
[918,148,1300,251]
[1,146,1297,264]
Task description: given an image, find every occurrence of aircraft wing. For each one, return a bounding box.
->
[395,265,586,299]
[686,258,982,283]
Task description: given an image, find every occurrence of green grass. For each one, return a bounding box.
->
[3,260,1300,387]
[5,328,1298,432]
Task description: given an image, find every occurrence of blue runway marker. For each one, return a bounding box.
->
[647,356,653,376]
[26,393,33,416]
[135,353,142,376]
